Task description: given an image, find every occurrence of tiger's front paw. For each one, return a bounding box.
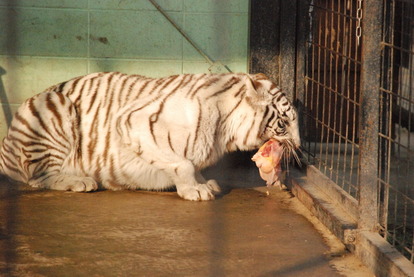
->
[177,181,221,201]
[68,176,99,192]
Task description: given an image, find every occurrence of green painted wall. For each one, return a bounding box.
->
[0,0,249,137]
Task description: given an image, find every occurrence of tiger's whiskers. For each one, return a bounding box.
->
[280,139,302,171]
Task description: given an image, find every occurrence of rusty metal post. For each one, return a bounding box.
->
[358,0,383,231]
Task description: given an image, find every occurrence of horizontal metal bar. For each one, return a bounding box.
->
[378,133,414,150]
[377,179,414,204]
[303,123,360,145]
[305,77,361,106]
[381,42,414,56]
[310,4,360,20]
[380,87,414,102]
[306,41,363,64]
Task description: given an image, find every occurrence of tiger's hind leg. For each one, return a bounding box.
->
[0,91,98,192]
[28,174,98,192]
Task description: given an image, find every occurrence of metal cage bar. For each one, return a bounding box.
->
[358,0,382,232]
[378,0,414,263]
[303,0,362,198]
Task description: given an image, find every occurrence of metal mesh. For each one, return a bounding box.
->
[303,0,362,199]
[379,0,414,263]
[302,0,413,262]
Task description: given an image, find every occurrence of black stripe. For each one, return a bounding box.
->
[15,111,53,143]
[56,91,66,105]
[50,118,70,146]
[149,110,160,144]
[131,78,152,101]
[46,93,63,127]
[275,93,285,102]
[8,133,66,155]
[233,85,245,97]
[109,154,117,183]
[167,132,176,153]
[148,77,187,144]
[206,77,241,100]
[243,112,257,145]
[86,77,100,114]
[192,98,203,153]
[69,77,88,105]
[102,131,111,166]
[190,76,219,99]
[204,116,221,162]
[102,72,117,108]
[117,76,130,105]
[125,100,156,129]
[183,135,191,157]
[157,75,179,93]
[104,76,119,127]
[88,103,100,162]
[94,156,102,183]
[222,98,243,123]
[56,81,68,93]
[186,74,207,98]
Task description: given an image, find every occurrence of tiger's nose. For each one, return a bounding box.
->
[287,124,301,149]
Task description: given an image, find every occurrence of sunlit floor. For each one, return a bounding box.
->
[0,153,369,276]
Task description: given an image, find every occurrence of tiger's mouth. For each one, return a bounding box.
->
[252,138,302,188]
[271,137,302,168]
[261,126,301,166]
[252,139,283,187]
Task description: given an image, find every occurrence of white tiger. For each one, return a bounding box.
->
[0,72,300,201]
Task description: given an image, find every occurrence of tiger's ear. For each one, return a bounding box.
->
[245,73,273,106]
[252,73,268,81]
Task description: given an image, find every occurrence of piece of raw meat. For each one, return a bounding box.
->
[252,139,285,188]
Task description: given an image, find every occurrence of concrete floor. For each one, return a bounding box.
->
[0,153,370,276]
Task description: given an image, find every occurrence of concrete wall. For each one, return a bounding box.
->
[0,0,249,138]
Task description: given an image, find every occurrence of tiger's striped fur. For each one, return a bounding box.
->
[0,72,300,201]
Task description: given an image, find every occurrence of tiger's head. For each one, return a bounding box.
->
[246,73,301,162]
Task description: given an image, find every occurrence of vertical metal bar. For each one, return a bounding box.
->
[308,1,318,160]
[343,2,352,192]
[328,1,338,182]
[408,4,414,263]
[351,0,361,197]
[338,0,347,190]
[321,1,329,172]
[280,0,297,100]
[358,0,383,231]
[332,0,342,185]
[316,3,324,169]
[379,0,391,236]
[295,0,309,147]
[326,2,334,180]
[388,0,398,247]
[249,0,280,81]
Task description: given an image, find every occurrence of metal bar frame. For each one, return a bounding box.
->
[357,0,382,231]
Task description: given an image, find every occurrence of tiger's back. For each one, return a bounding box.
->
[0,72,300,201]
